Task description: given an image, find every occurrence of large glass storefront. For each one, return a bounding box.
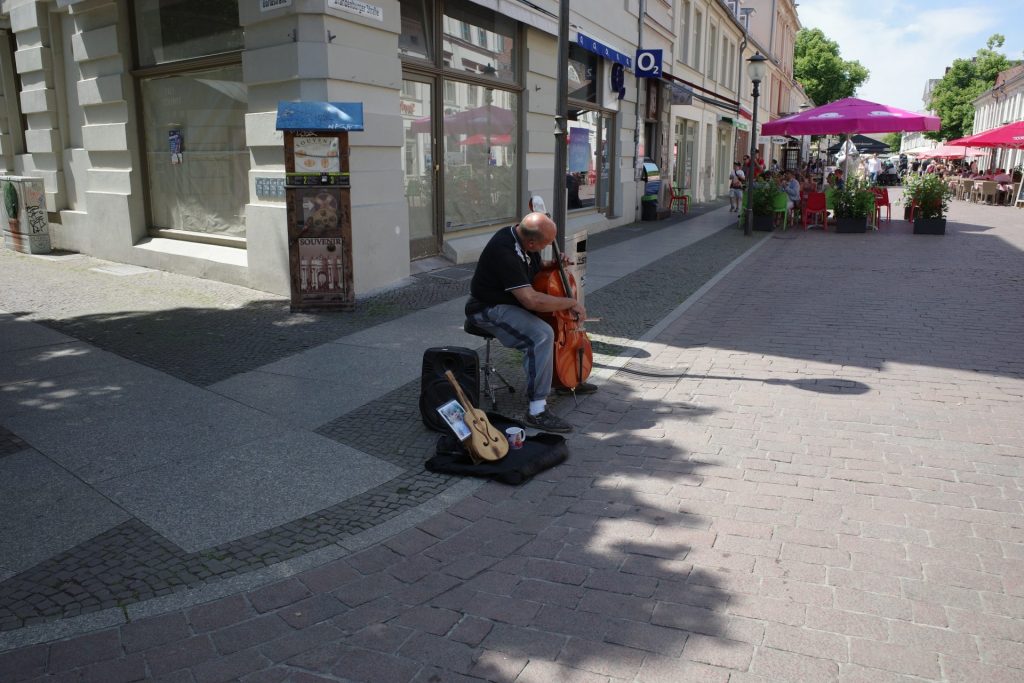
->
[399,0,520,258]
[566,44,614,213]
[133,0,248,241]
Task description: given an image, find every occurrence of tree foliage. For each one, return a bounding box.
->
[927,35,1013,142]
[794,28,869,106]
[882,132,902,151]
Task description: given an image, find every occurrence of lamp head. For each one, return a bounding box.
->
[747,52,768,84]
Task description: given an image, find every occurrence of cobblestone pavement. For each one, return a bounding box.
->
[3,196,1024,682]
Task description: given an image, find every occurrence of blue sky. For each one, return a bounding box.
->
[796,0,1024,112]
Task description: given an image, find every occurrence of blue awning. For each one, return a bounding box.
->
[576,34,632,69]
[276,101,364,131]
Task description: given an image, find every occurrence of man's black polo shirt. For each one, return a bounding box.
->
[465,225,543,316]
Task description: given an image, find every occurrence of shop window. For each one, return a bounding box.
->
[140,64,248,238]
[134,0,243,67]
[568,44,597,104]
[567,44,613,213]
[442,84,517,228]
[567,109,613,212]
[398,0,433,61]
[133,1,247,241]
[442,1,516,83]
[400,0,522,235]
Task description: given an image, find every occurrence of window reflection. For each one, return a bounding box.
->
[442,84,517,228]
[568,45,597,103]
[398,0,432,61]
[567,109,612,211]
[134,0,243,67]
[442,2,516,83]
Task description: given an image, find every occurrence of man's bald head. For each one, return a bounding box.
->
[518,212,557,250]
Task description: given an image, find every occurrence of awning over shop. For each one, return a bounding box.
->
[669,82,693,105]
[718,114,750,131]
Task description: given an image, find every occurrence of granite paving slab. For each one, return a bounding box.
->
[2,386,292,484]
[0,450,130,575]
[93,430,403,552]
[0,360,206,421]
[330,298,477,351]
[210,343,449,430]
[0,342,124,387]
[0,312,74,352]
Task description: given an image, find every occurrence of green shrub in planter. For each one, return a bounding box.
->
[747,180,784,231]
[903,173,954,234]
[751,180,783,215]
[831,178,874,232]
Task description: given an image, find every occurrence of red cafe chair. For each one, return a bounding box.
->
[871,187,892,223]
[669,186,689,213]
[801,191,827,230]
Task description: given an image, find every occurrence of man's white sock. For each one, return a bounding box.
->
[529,399,546,416]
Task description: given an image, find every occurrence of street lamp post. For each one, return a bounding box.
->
[743,52,767,236]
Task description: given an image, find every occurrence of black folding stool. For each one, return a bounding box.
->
[462,319,515,409]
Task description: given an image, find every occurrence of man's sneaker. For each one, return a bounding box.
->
[523,410,573,433]
[555,382,598,396]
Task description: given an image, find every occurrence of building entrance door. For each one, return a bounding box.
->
[402,77,439,259]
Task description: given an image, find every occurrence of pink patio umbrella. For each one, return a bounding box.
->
[761,97,940,178]
[948,120,1024,150]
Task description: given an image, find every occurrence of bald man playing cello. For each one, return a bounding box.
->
[465,212,596,433]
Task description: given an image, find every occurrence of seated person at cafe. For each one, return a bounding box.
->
[800,172,817,196]
[834,168,846,190]
[994,169,1014,204]
[782,171,801,223]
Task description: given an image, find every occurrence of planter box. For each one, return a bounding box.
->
[913,217,946,235]
[835,216,868,233]
[751,213,775,231]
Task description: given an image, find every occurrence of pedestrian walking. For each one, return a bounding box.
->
[729,162,745,212]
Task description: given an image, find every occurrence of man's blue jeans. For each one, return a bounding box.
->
[468,304,554,402]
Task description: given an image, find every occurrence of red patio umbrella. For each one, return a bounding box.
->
[948,120,1024,150]
[916,144,985,159]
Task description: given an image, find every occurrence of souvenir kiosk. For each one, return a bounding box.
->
[276,101,363,311]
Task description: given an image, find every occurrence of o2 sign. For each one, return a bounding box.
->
[635,49,662,78]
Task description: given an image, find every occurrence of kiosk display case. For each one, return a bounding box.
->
[276,101,363,311]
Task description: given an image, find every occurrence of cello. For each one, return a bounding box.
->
[532,240,593,393]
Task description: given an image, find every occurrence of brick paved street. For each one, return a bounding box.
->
[2,196,1024,682]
